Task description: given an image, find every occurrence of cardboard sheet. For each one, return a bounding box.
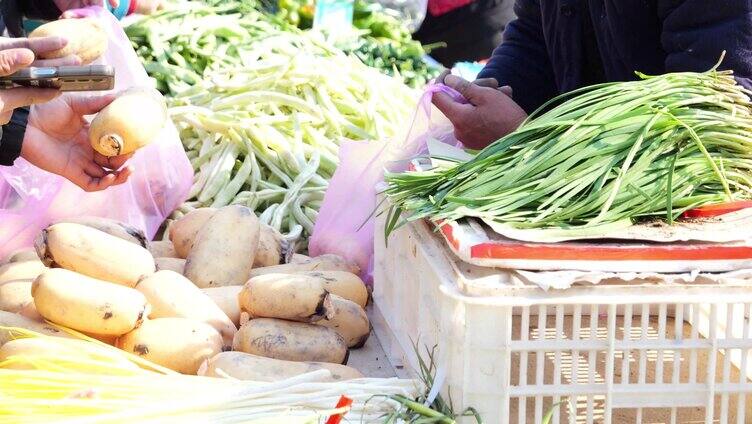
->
[439,219,752,273]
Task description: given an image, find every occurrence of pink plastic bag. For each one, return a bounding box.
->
[309,84,465,284]
[0,8,193,258]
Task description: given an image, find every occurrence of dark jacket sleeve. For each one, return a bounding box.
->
[0,108,29,166]
[659,0,752,89]
[476,0,558,114]
[1,0,61,37]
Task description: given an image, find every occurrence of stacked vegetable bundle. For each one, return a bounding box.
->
[385,66,752,236]
[0,207,371,380]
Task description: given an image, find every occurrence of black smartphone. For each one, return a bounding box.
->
[0,65,115,91]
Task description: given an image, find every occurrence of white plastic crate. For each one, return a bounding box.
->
[372,217,752,424]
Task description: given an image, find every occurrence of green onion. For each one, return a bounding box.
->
[385,57,752,236]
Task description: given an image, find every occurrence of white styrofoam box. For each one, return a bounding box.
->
[373,216,752,424]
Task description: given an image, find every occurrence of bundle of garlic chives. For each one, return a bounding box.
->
[0,328,421,423]
[384,57,752,235]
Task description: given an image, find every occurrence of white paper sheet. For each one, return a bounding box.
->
[515,268,752,290]
[482,208,752,243]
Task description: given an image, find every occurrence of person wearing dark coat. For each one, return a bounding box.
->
[432,0,752,149]
[414,0,514,67]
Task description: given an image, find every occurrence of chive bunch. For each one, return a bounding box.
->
[385,63,752,235]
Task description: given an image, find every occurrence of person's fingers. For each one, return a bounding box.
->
[432,91,474,125]
[87,173,118,192]
[78,162,113,192]
[84,167,130,192]
[112,165,133,185]
[75,152,132,192]
[2,36,68,55]
[499,85,513,97]
[108,153,133,170]
[435,69,450,85]
[0,110,12,124]
[473,78,499,89]
[68,93,117,116]
[0,87,60,111]
[443,74,490,105]
[109,0,120,8]
[83,160,107,178]
[93,153,110,169]
[32,55,82,67]
[0,48,35,76]
[442,74,472,96]
[93,151,133,170]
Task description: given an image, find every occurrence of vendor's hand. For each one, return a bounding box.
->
[433,73,527,149]
[0,38,64,123]
[471,77,514,97]
[22,94,133,192]
[0,35,81,68]
[435,70,512,94]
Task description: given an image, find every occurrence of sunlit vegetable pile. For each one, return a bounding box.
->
[0,213,478,423]
[385,63,752,235]
[0,212,387,422]
[168,36,415,241]
[125,1,286,96]
[275,0,443,88]
[127,1,417,245]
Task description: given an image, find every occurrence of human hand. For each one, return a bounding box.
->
[433,72,527,149]
[0,37,66,123]
[22,94,134,192]
[0,35,81,68]
[435,69,512,94]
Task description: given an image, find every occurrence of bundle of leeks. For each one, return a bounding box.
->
[0,327,420,423]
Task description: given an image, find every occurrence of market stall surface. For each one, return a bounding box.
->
[350,305,408,379]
